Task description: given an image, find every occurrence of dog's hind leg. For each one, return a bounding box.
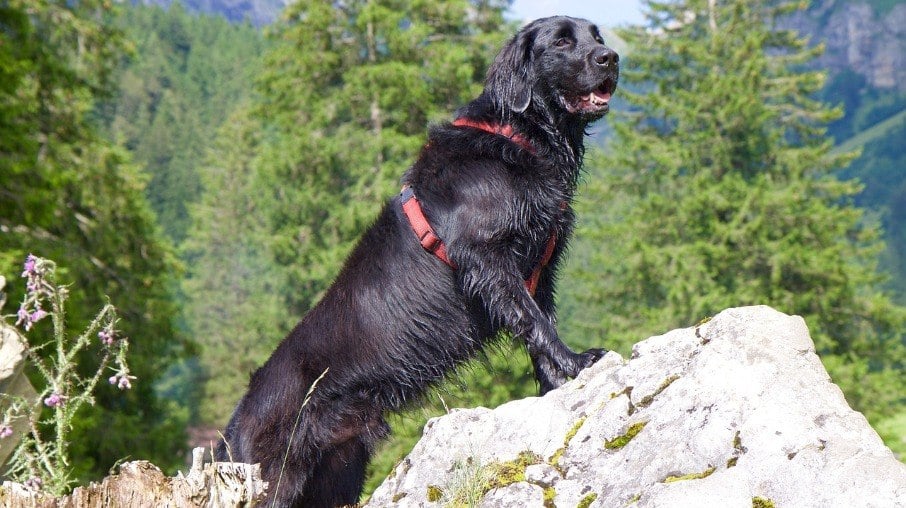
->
[300,438,371,508]
[299,403,389,507]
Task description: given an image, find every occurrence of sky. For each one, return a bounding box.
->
[508,0,646,28]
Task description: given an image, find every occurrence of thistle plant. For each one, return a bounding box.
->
[1,255,134,494]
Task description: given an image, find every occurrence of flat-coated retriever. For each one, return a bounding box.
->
[217,15,619,507]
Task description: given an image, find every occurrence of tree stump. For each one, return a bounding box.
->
[0,448,268,507]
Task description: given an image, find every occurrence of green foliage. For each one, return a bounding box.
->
[837,114,906,302]
[875,409,906,459]
[100,2,266,242]
[181,105,289,425]
[560,0,905,427]
[0,0,191,482]
[96,3,270,428]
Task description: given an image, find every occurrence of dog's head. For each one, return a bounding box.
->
[486,16,619,123]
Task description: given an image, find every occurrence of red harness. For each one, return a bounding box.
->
[400,185,456,268]
[400,118,557,295]
[451,117,535,153]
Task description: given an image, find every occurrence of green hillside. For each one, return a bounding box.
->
[836,109,906,155]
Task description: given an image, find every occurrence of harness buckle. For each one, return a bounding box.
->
[400,185,415,203]
[419,231,442,252]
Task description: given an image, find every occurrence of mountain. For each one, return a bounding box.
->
[132,0,286,26]
[786,0,905,92]
[781,0,905,142]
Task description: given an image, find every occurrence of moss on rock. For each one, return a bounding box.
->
[604,421,648,450]
[752,497,776,508]
[636,375,680,408]
[426,484,443,502]
[577,492,598,508]
[663,466,716,483]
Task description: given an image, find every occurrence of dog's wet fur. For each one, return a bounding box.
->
[216,16,619,507]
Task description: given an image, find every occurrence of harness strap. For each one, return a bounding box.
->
[525,232,557,295]
[399,185,557,296]
[452,117,535,154]
[400,185,456,269]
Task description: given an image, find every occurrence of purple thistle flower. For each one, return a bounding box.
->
[16,307,28,326]
[21,308,48,331]
[22,254,37,277]
[29,309,47,323]
[0,426,13,439]
[43,393,65,408]
[24,477,43,490]
[98,329,115,345]
[109,374,134,390]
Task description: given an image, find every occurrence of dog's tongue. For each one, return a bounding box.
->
[583,90,611,106]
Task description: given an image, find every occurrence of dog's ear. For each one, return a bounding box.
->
[485,28,536,114]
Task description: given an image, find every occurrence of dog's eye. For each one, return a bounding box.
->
[554,37,572,48]
[594,36,605,45]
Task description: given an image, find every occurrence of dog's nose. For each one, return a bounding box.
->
[594,48,619,68]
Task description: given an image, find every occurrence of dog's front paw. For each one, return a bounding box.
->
[577,347,607,370]
[536,348,607,395]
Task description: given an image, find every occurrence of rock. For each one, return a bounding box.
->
[0,321,38,467]
[367,306,906,507]
[480,483,545,508]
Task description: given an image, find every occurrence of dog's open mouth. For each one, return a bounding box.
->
[564,78,617,115]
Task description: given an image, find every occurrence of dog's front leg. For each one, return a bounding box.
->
[527,272,571,393]
[457,251,603,394]
[530,269,606,394]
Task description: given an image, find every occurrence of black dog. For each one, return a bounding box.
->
[217,16,619,507]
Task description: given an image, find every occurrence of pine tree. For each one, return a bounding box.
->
[181,105,288,425]
[0,0,191,481]
[562,0,905,423]
[101,3,265,242]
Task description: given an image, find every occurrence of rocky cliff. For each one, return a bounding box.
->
[367,306,906,507]
[784,0,906,91]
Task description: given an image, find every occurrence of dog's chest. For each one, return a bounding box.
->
[512,196,572,272]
